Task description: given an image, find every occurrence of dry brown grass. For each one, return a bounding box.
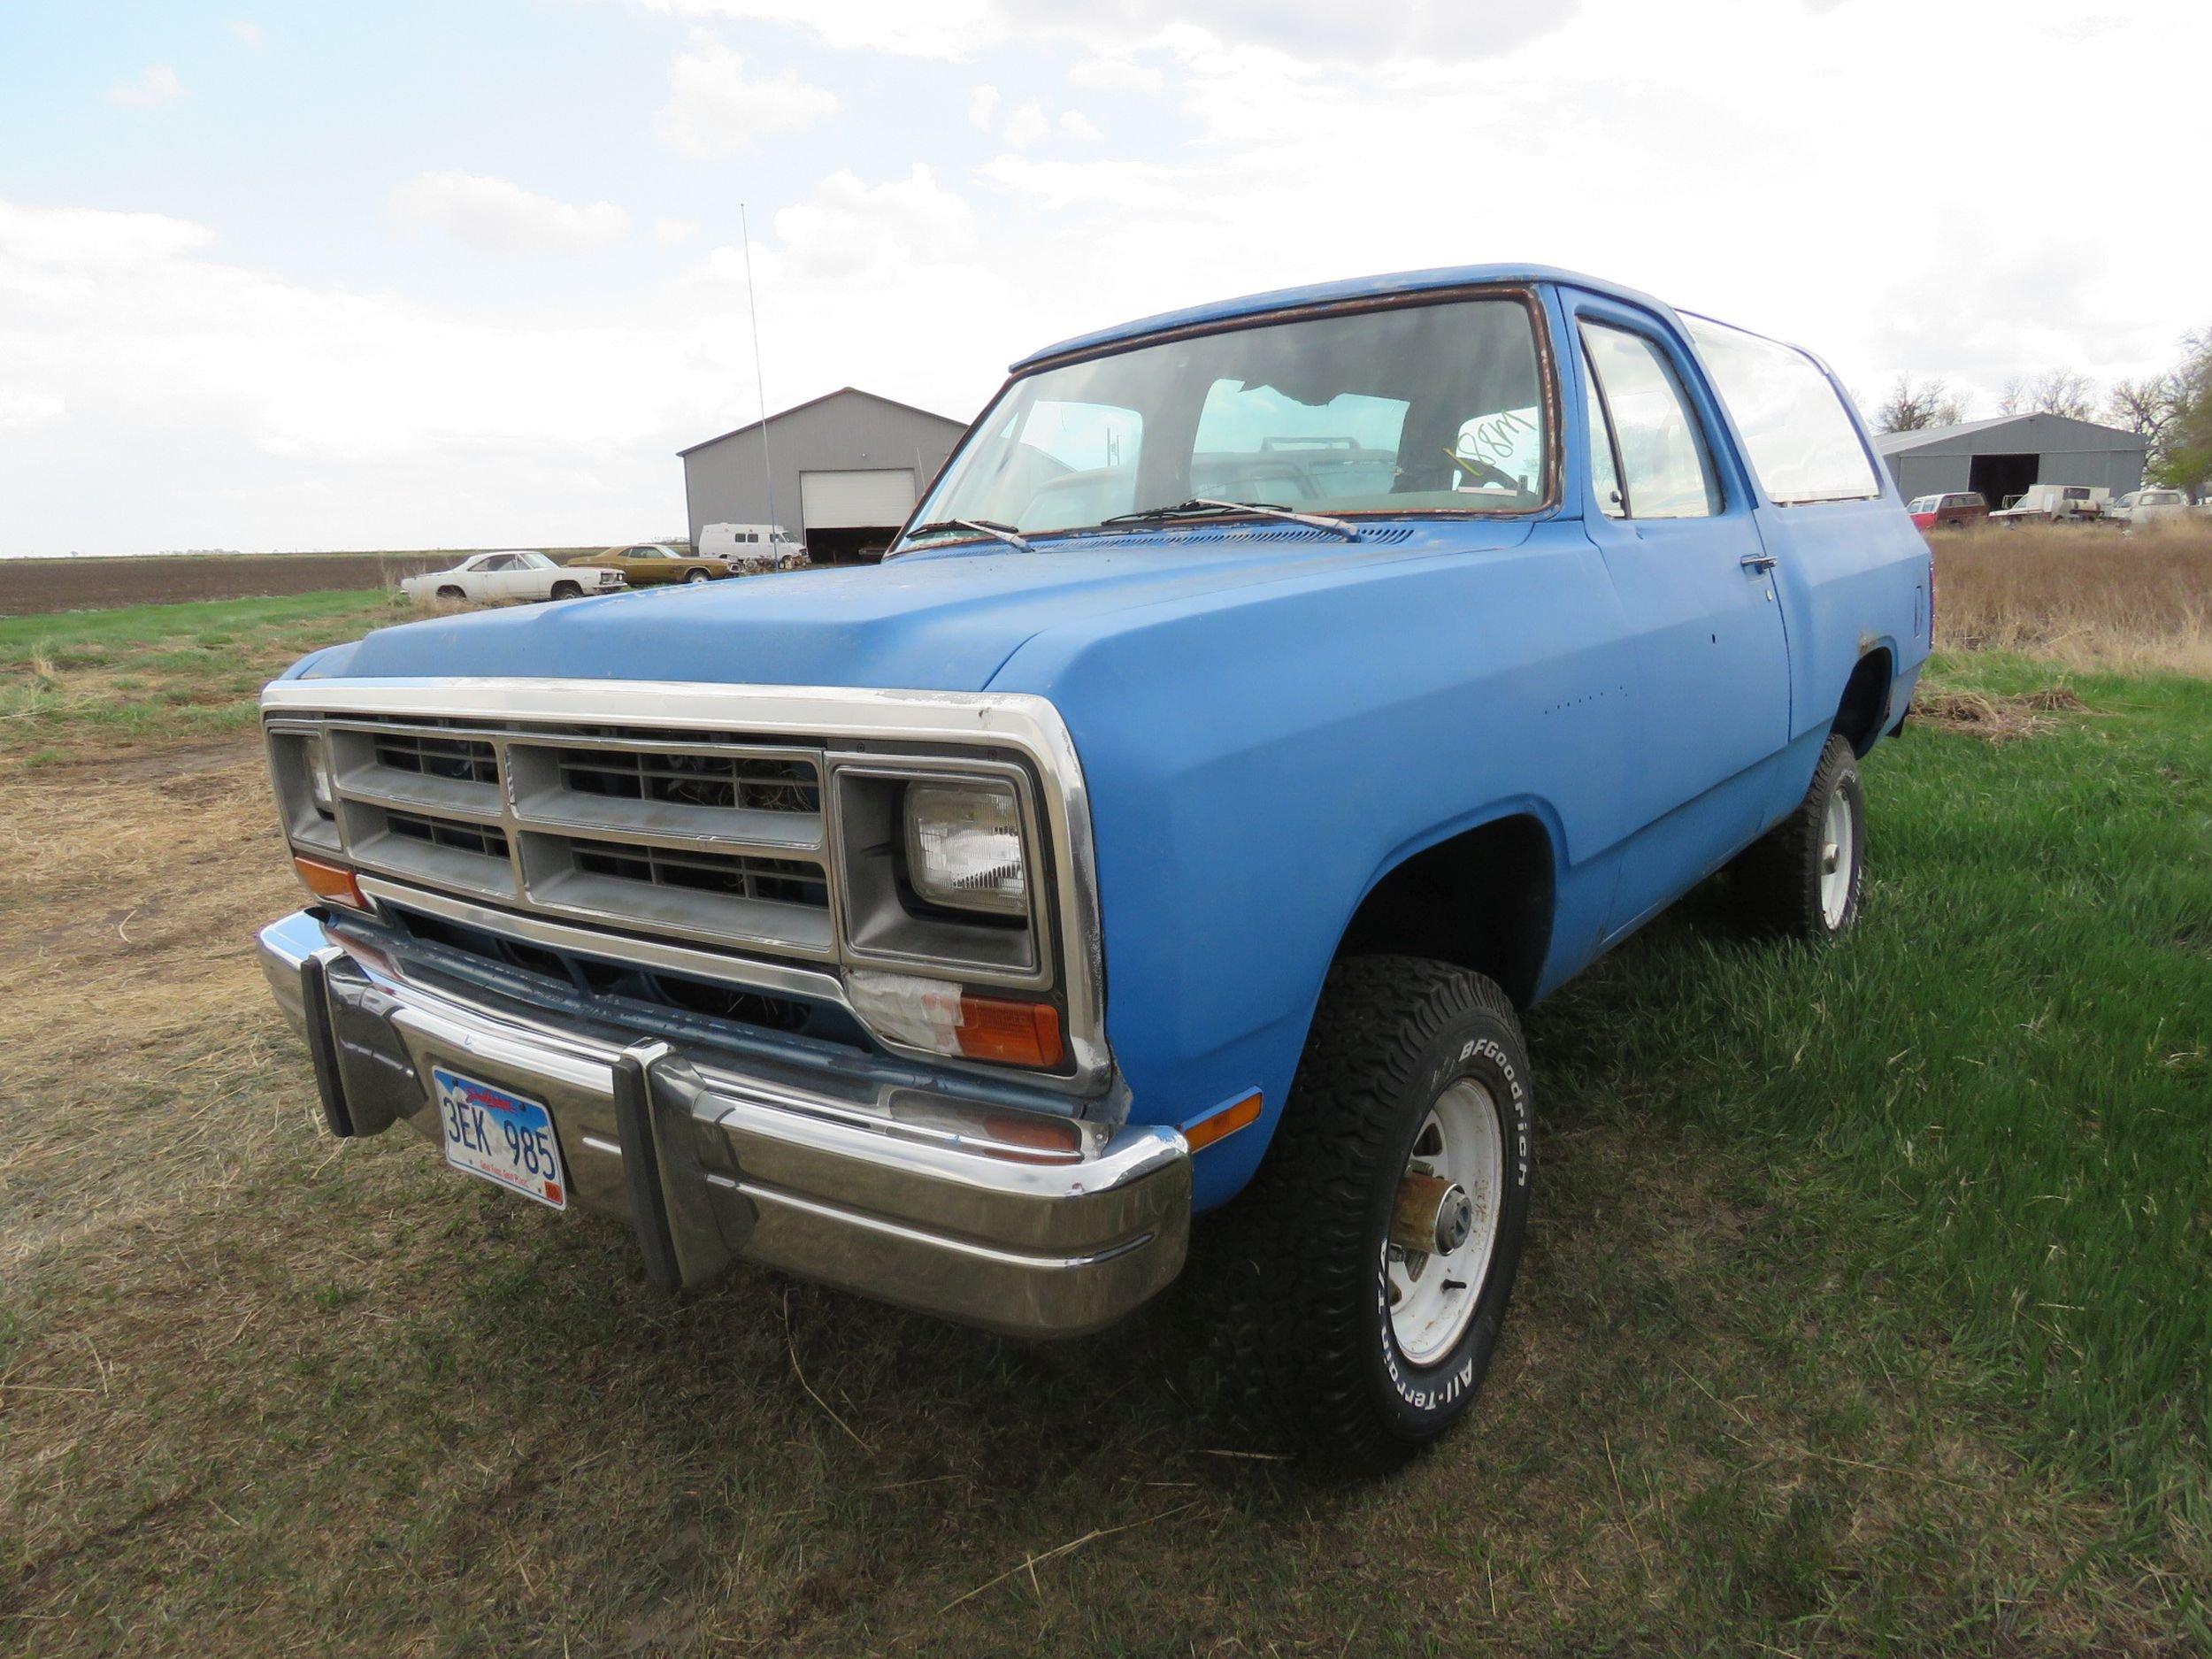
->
[1914,684,2089,742]
[1931,518,2212,676]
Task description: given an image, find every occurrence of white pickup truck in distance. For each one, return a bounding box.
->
[1990,484,2108,523]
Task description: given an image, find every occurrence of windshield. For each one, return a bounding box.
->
[902,296,1549,549]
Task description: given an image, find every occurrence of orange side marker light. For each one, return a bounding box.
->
[294,854,367,910]
[1183,1090,1263,1154]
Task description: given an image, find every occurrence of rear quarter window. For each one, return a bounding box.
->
[1682,315,1880,505]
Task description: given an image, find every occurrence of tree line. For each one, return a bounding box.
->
[1869,328,2212,492]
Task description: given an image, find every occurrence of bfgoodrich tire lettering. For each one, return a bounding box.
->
[1208,956,1534,1468]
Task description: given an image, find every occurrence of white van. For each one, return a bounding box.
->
[699,523,807,569]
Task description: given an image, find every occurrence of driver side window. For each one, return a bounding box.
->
[1580,322,1720,519]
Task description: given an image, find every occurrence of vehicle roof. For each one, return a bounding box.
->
[1008,264,1686,372]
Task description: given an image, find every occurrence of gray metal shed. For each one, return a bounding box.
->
[1875,413,2147,508]
[679,388,972,564]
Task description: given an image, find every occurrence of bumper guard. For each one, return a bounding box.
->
[257,910,1189,1337]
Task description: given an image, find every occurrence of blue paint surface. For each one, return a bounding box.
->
[286,270,1932,1217]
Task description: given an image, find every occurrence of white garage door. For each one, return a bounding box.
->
[799,468,917,529]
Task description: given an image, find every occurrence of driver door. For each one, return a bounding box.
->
[1568,297,1793,939]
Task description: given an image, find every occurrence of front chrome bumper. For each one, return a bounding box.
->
[256,910,1189,1337]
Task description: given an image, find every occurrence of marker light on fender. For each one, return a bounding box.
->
[1183,1090,1263,1154]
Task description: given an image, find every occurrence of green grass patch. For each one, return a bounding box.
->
[1542,652,2212,1521]
[0,589,396,667]
[0,589,403,756]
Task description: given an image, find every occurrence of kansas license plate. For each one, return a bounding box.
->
[434,1066,568,1210]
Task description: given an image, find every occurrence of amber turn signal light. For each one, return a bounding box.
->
[294,854,367,910]
[1183,1090,1263,1154]
[954,995,1064,1069]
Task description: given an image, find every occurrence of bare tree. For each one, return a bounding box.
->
[1874,374,1968,433]
[2106,373,2183,476]
[2000,368,2099,420]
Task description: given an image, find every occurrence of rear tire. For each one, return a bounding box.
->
[1722,733,1865,939]
[1207,956,1533,1470]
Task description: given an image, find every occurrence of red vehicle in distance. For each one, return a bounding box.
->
[1907,491,1987,531]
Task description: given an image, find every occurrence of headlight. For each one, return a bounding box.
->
[904,781,1026,914]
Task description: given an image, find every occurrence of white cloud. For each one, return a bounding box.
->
[0,389,66,429]
[625,0,987,59]
[656,31,839,157]
[229,19,265,46]
[746,164,977,286]
[613,0,1576,63]
[1066,54,1165,94]
[654,216,701,246]
[1057,109,1102,142]
[388,172,630,254]
[105,65,186,108]
[965,84,1001,130]
[1001,102,1049,149]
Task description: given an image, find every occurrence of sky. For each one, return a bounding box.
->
[1,0,2204,557]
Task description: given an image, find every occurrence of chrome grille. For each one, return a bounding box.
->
[555,746,820,815]
[374,732,497,785]
[565,840,827,908]
[300,715,833,958]
[385,810,509,859]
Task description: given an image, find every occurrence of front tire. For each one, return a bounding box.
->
[1722,732,1866,938]
[549,580,580,601]
[1210,956,1533,1469]
[684,567,711,584]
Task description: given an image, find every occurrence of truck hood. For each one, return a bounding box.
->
[291,525,1535,694]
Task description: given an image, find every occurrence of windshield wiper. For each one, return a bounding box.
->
[1098,498,1363,541]
[893,518,1032,556]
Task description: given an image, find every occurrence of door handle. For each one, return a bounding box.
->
[1740,552,1778,573]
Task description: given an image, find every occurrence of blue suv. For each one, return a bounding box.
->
[256,265,1930,1463]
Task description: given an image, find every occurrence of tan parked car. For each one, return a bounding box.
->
[569,542,731,587]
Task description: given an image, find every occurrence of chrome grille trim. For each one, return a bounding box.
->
[262,678,1114,1098]
[308,712,837,959]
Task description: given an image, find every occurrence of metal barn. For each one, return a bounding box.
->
[1875,413,2147,508]
[679,388,971,564]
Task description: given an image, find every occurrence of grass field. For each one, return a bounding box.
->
[2,584,2208,1655]
[1932,518,2212,677]
[0,549,616,618]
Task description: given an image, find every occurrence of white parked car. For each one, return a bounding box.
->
[399,550,626,606]
[1989,483,2109,524]
[699,522,808,571]
[2107,487,2193,527]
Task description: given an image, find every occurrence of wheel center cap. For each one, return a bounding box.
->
[1434,1184,1474,1254]
[1391,1173,1475,1257]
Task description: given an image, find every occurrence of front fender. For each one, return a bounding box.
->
[992,523,1631,1210]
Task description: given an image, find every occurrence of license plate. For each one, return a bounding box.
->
[434,1066,568,1210]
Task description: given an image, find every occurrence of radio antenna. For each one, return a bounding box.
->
[739,202,778,536]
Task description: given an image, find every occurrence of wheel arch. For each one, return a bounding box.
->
[1331,810,1558,1010]
[1833,643,1896,757]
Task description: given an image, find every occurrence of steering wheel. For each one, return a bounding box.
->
[1446,449,1521,493]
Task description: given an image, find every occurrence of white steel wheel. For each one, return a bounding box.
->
[1818,787,1855,929]
[1383,1079,1505,1367]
